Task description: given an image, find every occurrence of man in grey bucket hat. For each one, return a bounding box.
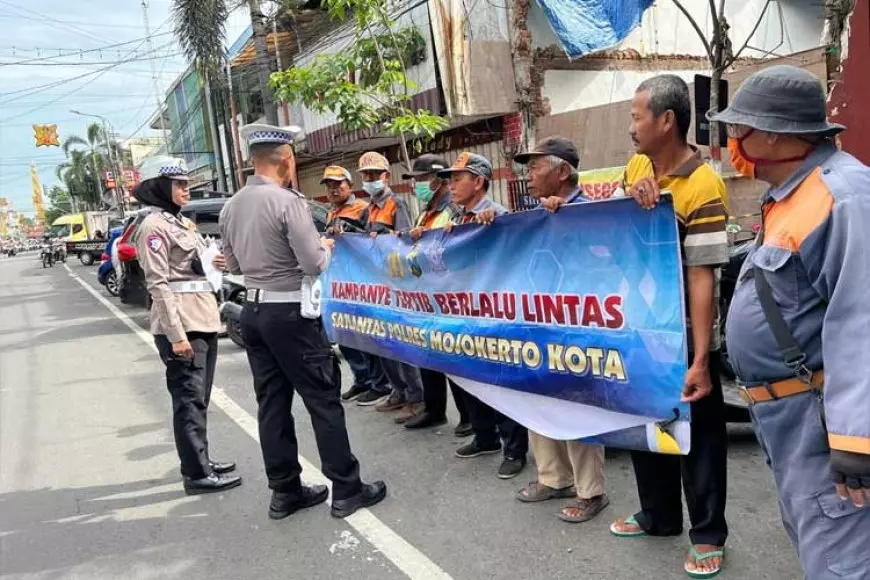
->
[715,65,870,580]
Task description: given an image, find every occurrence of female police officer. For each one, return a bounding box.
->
[133,155,241,495]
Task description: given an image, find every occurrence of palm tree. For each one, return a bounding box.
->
[56,148,100,209]
[172,0,279,124]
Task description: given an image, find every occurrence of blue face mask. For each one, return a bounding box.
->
[362,180,385,196]
[414,181,435,204]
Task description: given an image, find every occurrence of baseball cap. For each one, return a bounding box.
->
[710,66,845,136]
[401,154,449,179]
[321,165,352,184]
[514,136,580,168]
[358,151,391,173]
[436,152,493,181]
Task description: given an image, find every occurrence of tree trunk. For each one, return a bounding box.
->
[248,0,279,125]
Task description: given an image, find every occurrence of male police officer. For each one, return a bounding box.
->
[439,153,529,479]
[218,125,386,520]
[711,66,870,579]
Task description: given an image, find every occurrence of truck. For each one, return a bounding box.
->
[53,212,119,265]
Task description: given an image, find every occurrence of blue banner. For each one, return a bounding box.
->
[323,198,690,452]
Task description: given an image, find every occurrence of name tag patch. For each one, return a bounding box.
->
[147,234,164,253]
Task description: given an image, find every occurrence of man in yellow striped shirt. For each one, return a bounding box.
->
[609,75,730,579]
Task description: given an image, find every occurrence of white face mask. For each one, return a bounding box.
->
[362,180,385,196]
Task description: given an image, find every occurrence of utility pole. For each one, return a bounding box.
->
[142,0,169,149]
[226,65,245,189]
[204,75,229,192]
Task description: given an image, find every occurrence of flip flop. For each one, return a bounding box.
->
[684,546,725,579]
[609,515,647,537]
[515,481,576,503]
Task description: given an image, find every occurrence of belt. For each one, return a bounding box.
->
[738,369,824,406]
[246,288,301,303]
[168,280,212,293]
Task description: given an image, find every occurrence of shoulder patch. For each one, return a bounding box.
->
[147,234,164,253]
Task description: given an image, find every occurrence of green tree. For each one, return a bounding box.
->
[172,0,281,124]
[270,0,447,169]
[44,186,74,225]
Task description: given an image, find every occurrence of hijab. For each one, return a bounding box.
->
[134,177,180,215]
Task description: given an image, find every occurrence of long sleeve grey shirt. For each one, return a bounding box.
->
[219,175,331,292]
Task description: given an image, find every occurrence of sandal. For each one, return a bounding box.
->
[684,546,725,579]
[557,494,610,523]
[515,481,575,503]
[609,514,647,537]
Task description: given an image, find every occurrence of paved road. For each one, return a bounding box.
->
[0,255,802,580]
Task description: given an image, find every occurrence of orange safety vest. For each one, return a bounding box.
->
[327,199,368,229]
[368,197,398,230]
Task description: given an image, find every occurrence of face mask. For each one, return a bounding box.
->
[362,180,385,196]
[727,135,756,179]
[728,128,815,180]
[414,181,435,204]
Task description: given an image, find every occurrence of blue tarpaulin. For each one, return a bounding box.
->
[536,0,654,59]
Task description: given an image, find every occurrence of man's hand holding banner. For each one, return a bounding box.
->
[322,198,692,454]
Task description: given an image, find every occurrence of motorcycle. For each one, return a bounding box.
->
[40,245,54,268]
[52,242,67,264]
[220,274,246,348]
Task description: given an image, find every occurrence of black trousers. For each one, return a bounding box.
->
[631,355,728,546]
[420,369,469,423]
[241,302,362,500]
[456,381,528,460]
[155,332,218,480]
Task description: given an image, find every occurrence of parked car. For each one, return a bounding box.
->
[97,226,125,297]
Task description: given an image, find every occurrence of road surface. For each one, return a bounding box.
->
[0,254,802,579]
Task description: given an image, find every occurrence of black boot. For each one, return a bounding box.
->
[404,411,448,430]
[183,473,242,496]
[269,484,329,520]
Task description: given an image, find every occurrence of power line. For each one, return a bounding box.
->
[0,32,175,65]
[0,12,165,30]
[0,1,121,44]
[0,52,184,67]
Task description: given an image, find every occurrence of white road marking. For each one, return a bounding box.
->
[63,264,453,580]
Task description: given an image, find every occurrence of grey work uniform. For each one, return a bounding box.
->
[219,175,362,499]
[135,210,222,479]
[364,187,424,404]
[450,196,529,460]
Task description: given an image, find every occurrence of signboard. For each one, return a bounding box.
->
[322,198,691,453]
[694,74,729,147]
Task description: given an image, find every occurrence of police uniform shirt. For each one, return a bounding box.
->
[219,175,330,291]
[135,210,221,342]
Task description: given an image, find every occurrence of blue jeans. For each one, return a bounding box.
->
[339,346,390,394]
[379,357,424,404]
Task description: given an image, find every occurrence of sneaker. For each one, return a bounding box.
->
[375,392,406,412]
[455,439,501,458]
[404,411,448,430]
[357,390,390,406]
[394,402,425,424]
[497,456,527,479]
[454,422,473,437]
[341,383,370,402]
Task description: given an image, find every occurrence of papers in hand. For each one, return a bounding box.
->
[201,243,223,293]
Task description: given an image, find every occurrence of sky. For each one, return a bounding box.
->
[0,0,251,216]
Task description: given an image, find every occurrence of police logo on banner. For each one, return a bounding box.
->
[147,234,164,253]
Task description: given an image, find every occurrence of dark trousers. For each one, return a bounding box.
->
[456,381,528,460]
[420,369,469,423]
[631,356,728,546]
[155,332,218,479]
[241,302,362,500]
[340,345,390,394]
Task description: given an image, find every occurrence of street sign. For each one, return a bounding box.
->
[105,170,116,189]
[694,74,728,147]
